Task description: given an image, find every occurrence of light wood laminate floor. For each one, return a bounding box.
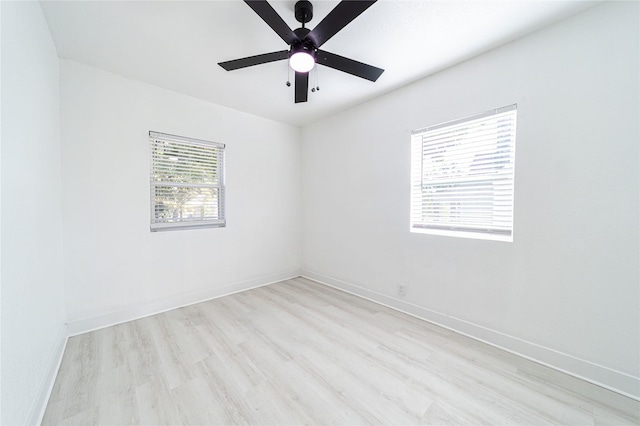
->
[43,277,639,425]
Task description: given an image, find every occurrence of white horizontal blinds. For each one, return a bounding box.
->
[150,131,225,231]
[410,105,517,239]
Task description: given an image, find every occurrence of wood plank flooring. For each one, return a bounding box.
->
[43,277,640,425]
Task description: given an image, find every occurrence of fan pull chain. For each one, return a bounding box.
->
[286,63,291,87]
[311,69,316,92]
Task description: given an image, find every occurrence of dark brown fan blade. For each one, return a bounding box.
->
[316,50,384,82]
[245,0,300,45]
[218,50,288,71]
[307,0,377,48]
[295,72,309,103]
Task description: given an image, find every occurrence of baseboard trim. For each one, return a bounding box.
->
[301,270,640,401]
[66,270,301,336]
[27,324,68,425]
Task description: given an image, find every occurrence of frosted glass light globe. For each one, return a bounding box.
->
[289,52,315,73]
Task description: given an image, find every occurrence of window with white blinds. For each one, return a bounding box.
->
[410,105,517,241]
[149,131,225,231]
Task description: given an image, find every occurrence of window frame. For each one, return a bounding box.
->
[149,131,226,232]
[410,105,517,242]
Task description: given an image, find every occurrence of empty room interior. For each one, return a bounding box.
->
[1,0,639,424]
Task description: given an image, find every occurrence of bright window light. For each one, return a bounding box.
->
[149,131,226,232]
[410,105,517,242]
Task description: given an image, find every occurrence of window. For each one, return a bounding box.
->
[410,105,517,241]
[150,131,225,231]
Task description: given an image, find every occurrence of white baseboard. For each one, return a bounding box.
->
[27,324,68,425]
[66,270,301,336]
[301,270,640,401]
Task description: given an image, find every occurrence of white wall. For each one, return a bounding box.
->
[1,2,67,424]
[60,60,301,332]
[301,1,639,398]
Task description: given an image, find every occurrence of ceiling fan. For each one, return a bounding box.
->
[218,0,384,103]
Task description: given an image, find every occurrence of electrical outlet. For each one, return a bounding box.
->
[397,284,407,297]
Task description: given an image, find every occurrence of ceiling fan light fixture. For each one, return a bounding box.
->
[289,52,315,72]
[289,44,316,73]
[218,0,384,103]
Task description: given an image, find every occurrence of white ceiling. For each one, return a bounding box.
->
[40,0,598,127]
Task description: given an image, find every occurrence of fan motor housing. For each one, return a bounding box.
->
[293,27,311,41]
[289,41,316,59]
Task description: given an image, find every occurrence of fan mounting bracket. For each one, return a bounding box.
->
[294,1,313,25]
